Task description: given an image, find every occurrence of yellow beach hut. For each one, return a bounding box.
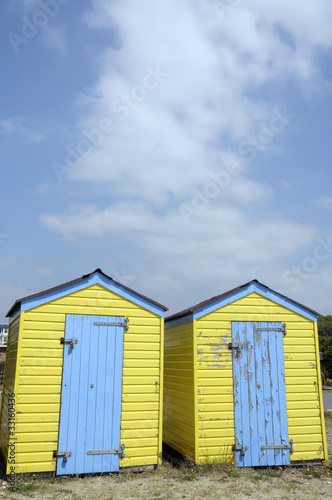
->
[163,280,327,467]
[0,269,167,475]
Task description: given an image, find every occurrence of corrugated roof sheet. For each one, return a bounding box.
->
[6,268,168,317]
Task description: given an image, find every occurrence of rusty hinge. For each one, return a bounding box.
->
[53,450,72,463]
[60,338,78,349]
[232,444,248,456]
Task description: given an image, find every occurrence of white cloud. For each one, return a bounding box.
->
[41,200,316,261]
[59,0,332,204]
[0,115,44,143]
[41,24,67,53]
[313,197,332,209]
[44,1,332,315]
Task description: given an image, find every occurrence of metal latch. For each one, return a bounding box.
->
[232,444,248,456]
[60,338,78,349]
[94,318,129,331]
[254,323,287,336]
[228,342,241,358]
[87,444,125,459]
[261,439,293,454]
[53,451,72,463]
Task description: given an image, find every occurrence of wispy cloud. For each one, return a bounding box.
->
[313,197,332,209]
[0,115,45,144]
[41,24,67,53]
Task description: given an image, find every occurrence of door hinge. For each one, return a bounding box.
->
[232,444,248,456]
[93,318,129,331]
[261,439,293,454]
[254,323,287,336]
[60,338,78,349]
[53,450,72,463]
[87,444,125,459]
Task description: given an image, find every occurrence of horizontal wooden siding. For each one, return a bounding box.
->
[163,322,195,457]
[196,293,326,463]
[10,284,162,473]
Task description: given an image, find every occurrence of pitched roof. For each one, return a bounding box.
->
[165,279,319,322]
[7,268,168,317]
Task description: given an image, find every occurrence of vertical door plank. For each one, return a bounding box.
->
[57,315,124,475]
[233,321,290,467]
[254,323,267,466]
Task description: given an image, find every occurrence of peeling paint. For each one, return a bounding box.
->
[277,410,280,421]
[207,364,226,368]
[234,374,239,388]
[250,428,254,438]
[254,328,261,348]
[249,391,253,412]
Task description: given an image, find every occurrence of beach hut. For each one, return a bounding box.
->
[163,280,327,467]
[0,269,167,475]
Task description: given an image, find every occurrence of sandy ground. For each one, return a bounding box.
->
[1,414,332,500]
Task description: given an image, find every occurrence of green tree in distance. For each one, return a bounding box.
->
[318,315,332,380]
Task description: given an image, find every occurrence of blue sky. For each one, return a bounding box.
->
[1,0,332,323]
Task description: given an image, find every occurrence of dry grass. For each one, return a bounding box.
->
[3,413,332,499]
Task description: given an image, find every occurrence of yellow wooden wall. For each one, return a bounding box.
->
[0,316,20,464]
[163,322,195,457]
[0,283,163,474]
[196,292,327,463]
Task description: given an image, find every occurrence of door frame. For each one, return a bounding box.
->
[56,314,126,475]
[231,321,291,467]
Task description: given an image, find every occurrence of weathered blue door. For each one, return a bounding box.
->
[56,314,125,475]
[232,322,291,467]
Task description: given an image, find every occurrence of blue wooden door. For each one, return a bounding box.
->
[56,314,125,475]
[232,322,291,467]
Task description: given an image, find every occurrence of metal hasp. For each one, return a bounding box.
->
[87,444,125,459]
[261,439,294,454]
[254,323,287,336]
[232,444,248,456]
[60,337,78,349]
[94,318,129,331]
[53,451,72,463]
[228,341,241,358]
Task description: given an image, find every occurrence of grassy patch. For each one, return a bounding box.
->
[12,482,35,494]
